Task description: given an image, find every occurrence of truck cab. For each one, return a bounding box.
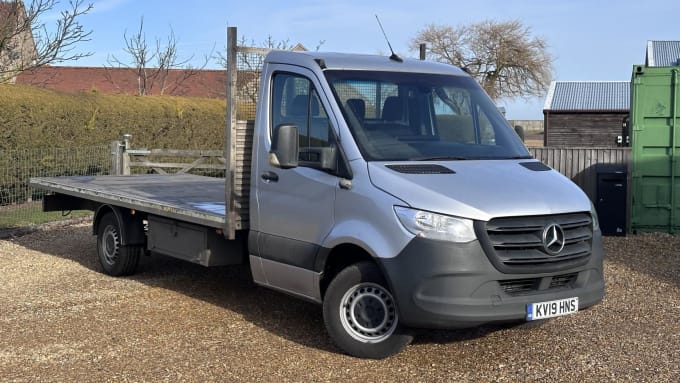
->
[248,51,604,358]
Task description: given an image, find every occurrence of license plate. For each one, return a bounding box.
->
[526,297,578,321]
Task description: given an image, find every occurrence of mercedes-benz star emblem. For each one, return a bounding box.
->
[542,223,565,255]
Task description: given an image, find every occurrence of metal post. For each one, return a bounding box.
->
[110,140,122,175]
[122,134,132,176]
[670,69,678,232]
[419,43,426,60]
[630,69,642,231]
[123,133,132,150]
[224,27,238,240]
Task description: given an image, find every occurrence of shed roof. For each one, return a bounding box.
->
[646,41,680,67]
[543,81,630,112]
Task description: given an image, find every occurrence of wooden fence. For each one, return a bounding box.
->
[529,147,631,202]
[124,149,225,175]
[111,137,226,176]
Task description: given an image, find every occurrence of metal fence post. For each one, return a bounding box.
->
[110,134,132,176]
[122,134,132,175]
[224,26,238,240]
[110,140,122,175]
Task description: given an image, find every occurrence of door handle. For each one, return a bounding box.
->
[260,171,279,182]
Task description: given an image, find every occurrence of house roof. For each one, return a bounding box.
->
[15,66,226,98]
[646,41,680,67]
[543,81,630,112]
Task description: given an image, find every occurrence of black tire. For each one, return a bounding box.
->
[96,212,141,276]
[322,261,413,359]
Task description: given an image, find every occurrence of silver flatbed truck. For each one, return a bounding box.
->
[30,27,604,359]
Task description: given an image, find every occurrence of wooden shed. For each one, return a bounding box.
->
[543,81,629,147]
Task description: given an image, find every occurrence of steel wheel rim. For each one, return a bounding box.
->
[339,282,398,343]
[101,224,120,266]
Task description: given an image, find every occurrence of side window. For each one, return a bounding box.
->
[271,72,334,165]
[476,105,496,145]
[309,88,330,147]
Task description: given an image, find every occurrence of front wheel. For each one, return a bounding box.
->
[323,261,413,359]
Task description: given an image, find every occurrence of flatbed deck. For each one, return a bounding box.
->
[30,174,227,228]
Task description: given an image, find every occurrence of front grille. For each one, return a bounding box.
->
[499,278,538,295]
[500,273,579,296]
[476,213,594,274]
[550,273,578,289]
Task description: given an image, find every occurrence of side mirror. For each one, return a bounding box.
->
[514,125,525,142]
[300,147,337,172]
[270,124,299,169]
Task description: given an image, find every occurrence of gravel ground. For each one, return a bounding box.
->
[0,223,679,382]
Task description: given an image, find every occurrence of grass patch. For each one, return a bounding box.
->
[0,201,92,229]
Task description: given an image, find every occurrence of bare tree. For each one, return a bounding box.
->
[411,20,553,100]
[0,0,92,83]
[107,17,211,96]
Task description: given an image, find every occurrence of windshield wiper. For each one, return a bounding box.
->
[410,155,468,161]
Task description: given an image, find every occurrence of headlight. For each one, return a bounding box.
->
[590,203,600,231]
[394,206,476,243]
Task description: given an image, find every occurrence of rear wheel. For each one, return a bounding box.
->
[323,261,413,359]
[97,212,141,276]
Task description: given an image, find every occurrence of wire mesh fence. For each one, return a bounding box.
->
[0,145,110,234]
[234,46,270,121]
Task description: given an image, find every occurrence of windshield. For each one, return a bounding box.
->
[325,70,531,161]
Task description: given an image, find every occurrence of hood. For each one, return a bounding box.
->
[368,160,591,221]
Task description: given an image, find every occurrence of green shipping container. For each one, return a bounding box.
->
[630,65,680,233]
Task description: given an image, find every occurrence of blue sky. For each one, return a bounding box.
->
[43,0,680,119]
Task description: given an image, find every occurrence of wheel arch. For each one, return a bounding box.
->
[93,205,145,246]
[319,243,394,299]
[317,218,411,298]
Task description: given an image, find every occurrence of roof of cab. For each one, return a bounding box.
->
[264,50,468,76]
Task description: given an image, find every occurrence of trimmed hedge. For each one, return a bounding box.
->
[0,85,227,150]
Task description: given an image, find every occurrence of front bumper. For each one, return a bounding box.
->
[379,233,605,329]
